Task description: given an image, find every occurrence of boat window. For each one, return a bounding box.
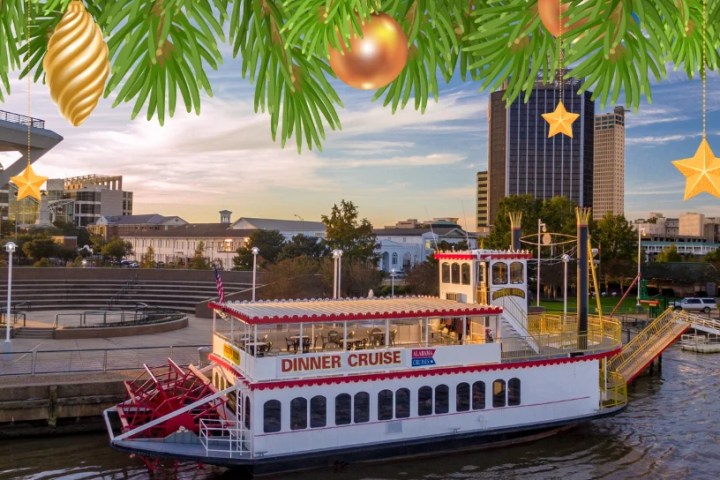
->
[244,396,251,430]
[310,395,327,428]
[335,393,352,425]
[378,389,394,421]
[418,386,433,416]
[472,381,486,410]
[354,392,370,423]
[456,382,470,412]
[442,262,450,283]
[461,263,471,285]
[290,397,307,430]
[492,262,508,285]
[508,378,521,406]
[263,400,282,433]
[395,388,410,418]
[435,385,449,414]
[492,379,506,408]
[451,263,460,284]
[510,262,524,284]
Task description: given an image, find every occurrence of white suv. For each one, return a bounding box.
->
[673,297,718,313]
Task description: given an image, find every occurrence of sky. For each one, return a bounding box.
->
[1,52,720,231]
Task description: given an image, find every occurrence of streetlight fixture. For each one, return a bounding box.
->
[561,254,571,321]
[332,249,343,299]
[4,242,16,352]
[390,268,396,297]
[251,246,259,302]
[636,228,645,307]
[537,219,547,307]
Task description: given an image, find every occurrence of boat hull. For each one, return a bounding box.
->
[108,404,626,476]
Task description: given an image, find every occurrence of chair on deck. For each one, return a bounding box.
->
[285,337,297,353]
[370,328,384,347]
[301,337,311,353]
[324,330,341,350]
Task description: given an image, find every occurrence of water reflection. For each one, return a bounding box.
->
[1,347,719,480]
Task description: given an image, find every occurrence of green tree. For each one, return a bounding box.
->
[189,241,210,269]
[141,246,156,268]
[233,230,287,270]
[656,244,682,263]
[261,256,324,300]
[22,237,59,261]
[278,234,328,261]
[704,248,720,266]
[321,200,379,263]
[101,237,133,262]
[320,256,383,298]
[592,214,638,290]
[486,195,540,250]
[404,255,439,296]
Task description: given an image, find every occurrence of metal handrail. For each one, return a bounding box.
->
[0,109,45,128]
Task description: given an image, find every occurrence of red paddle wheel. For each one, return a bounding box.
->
[117,359,226,438]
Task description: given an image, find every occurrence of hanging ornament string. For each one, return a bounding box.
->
[541,0,578,138]
[10,0,48,203]
[671,0,720,200]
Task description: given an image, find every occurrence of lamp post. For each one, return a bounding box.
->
[390,268,396,297]
[251,246,259,301]
[332,249,343,299]
[636,228,645,307]
[561,254,571,321]
[537,219,547,307]
[4,242,16,352]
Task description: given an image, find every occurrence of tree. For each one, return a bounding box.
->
[261,257,324,300]
[101,237,133,262]
[404,255,439,296]
[592,214,638,291]
[233,230,287,270]
[189,241,210,269]
[22,237,59,261]
[141,246,156,268]
[704,248,720,266]
[321,200,379,263]
[320,257,383,298]
[656,244,682,263]
[278,234,328,261]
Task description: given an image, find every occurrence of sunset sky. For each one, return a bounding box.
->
[1,56,719,230]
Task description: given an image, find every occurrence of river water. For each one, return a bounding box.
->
[1,345,718,480]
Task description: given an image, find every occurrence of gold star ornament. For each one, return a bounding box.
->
[672,138,720,200]
[10,164,48,201]
[541,101,580,138]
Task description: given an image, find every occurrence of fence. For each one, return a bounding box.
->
[0,110,45,128]
[55,310,185,328]
[0,344,208,376]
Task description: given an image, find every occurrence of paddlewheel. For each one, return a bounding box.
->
[117,358,226,439]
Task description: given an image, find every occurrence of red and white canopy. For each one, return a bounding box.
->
[209,296,502,325]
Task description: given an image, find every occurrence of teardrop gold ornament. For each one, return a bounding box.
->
[43,1,110,126]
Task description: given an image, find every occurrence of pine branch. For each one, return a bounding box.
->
[0,0,25,101]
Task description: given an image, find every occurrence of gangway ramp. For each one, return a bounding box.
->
[609,309,689,383]
[674,311,720,336]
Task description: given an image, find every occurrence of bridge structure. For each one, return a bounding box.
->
[608,308,720,383]
[0,110,63,187]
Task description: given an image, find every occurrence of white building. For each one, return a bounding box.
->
[375,219,477,273]
[230,217,325,240]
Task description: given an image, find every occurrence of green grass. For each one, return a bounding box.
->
[540,295,660,316]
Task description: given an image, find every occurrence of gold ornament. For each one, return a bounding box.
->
[10,164,48,202]
[541,101,579,138]
[329,13,408,90]
[672,138,720,200]
[537,0,587,37]
[43,0,110,126]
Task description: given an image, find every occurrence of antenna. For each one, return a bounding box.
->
[424,206,439,252]
[460,200,471,246]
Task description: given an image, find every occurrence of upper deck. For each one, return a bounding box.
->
[209,296,621,383]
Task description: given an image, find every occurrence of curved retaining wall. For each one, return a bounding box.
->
[54,316,189,339]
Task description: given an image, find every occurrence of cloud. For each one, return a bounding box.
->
[324,153,466,169]
[626,132,702,146]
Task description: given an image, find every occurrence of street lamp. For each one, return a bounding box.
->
[332,249,343,299]
[4,242,16,352]
[561,254,571,321]
[251,246,259,301]
[537,219,547,307]
[390,268,396,297]
[636,228,645,307]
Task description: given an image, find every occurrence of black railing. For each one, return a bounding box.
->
[0,110,45,129]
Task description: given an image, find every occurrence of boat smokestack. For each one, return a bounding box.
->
[576,208,591,349]
[509,212,522,252]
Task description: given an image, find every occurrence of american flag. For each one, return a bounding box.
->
[213,264,225,303]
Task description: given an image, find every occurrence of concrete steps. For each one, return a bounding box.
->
[13,328,55,339]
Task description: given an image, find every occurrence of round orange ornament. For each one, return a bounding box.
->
[328,13,408,90]
[537,0,569,37]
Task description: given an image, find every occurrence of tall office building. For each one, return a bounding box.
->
[486,78,594,227]
[47,174,133,227]
[593,106,625,218]
[476,171,489,234]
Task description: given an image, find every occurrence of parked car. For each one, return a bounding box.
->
[672,297,718,313]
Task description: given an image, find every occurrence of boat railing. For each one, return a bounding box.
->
[600,370,627,409]
[199,418,251,457]
[501,316,621,362]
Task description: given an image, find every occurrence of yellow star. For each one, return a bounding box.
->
[10,164,48,202]
[541,101,580,138]
[672,138,720,200]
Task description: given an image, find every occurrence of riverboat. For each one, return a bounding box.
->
[104,248,627,475]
